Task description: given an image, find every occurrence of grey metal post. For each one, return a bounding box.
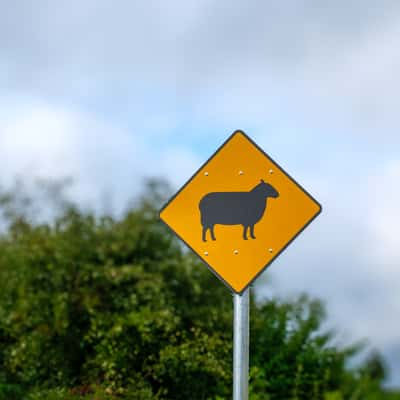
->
[233,288,250,400]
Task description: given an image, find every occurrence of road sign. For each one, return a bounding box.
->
[159,130,322,293]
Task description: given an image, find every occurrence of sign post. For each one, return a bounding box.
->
[233,288,250,400]
[159,130,322,399]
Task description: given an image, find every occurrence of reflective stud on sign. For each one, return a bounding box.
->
[159,130,322,293]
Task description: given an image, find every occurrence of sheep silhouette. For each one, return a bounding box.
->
[199,179,279,242]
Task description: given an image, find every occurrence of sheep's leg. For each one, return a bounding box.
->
[202,226,207,242]
[250,225,256,239]
[243,225,248,240]
[210,225,216,241]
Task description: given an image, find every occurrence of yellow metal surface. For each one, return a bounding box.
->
[160,131,321,293]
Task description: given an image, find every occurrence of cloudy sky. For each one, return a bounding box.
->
[1,0,400,386]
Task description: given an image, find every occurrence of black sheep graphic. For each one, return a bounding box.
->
[199,179,279,241]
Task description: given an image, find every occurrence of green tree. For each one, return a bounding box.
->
[0,180,398,399]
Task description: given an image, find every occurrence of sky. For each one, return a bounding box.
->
[1,0,400,386]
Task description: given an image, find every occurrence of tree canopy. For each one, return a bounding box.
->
[0,180,398,399]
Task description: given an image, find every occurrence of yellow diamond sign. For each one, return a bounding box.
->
[159,130,322,293]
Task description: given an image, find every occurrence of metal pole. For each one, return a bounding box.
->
[233,287,250,400]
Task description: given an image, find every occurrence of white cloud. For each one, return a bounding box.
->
[1,100,77,180]
[368,160,400,266]
[1,1,400,143]
[0,97,201,211]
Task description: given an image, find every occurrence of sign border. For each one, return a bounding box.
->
[159,130,322,294]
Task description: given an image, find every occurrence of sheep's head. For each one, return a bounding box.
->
[259,179,279,198]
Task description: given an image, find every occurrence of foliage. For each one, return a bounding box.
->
[0,180,398,399]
